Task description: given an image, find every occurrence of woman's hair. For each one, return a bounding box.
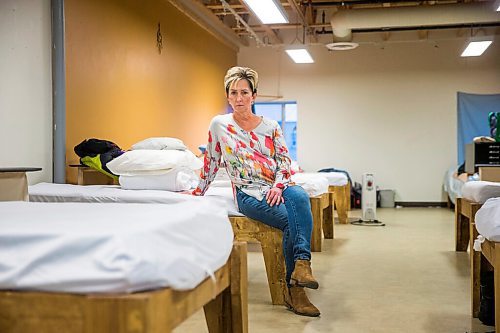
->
[224,66,258,95]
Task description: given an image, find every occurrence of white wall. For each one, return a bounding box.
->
[239,37,500,202]
[0,0,53,184]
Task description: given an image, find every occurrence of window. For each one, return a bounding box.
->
[254,102,297,160]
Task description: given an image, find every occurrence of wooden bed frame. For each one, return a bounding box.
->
[228,192,333,307]
[0,242,248,333]
[455,197,482,252]
[310,192,334,252]
[329,184,350,225]
[229,216,286,306]
[470,226,500,333]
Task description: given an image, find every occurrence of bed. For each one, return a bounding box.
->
[312,171,351,224]
[29,183,288,305]
[31,176,334,253]
[0,201,247,333]
[455,181,500,252]
[470,197,500,330]
[30,182,243,217]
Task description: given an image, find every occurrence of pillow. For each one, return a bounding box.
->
[119,168,199,191]
[461,181,500,204]
[131,137,187,151]
[107,149,203,176]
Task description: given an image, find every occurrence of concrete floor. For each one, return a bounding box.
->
[175,208,494,333]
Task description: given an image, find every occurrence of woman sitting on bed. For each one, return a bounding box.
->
[193,66,320,317]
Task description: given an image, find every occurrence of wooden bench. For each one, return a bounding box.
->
[0,242,248,333]
[329,184,350,225]
[229,217,286,306]
[455,197,482,252]
[310,192,334,252]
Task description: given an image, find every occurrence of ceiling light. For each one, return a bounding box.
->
[242,0,288,24]
[461,40,493,57]
[286,49,314,64]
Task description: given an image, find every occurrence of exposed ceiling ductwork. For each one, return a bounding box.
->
[330,2,500,41]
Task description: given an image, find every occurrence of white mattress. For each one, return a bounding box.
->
[0,201,233,293]
[205,186,244,217]
[475,197,500,242]
[29,183,243,216]
[291,173,329,197]
[316,172,348,186]
[30,183,194,204]
[461,181,500,204]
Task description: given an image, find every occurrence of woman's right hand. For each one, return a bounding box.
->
[266,187,284,207]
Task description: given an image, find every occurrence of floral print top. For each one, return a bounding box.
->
[194,114,292,201]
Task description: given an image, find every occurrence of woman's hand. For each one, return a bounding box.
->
[266,187,285,207]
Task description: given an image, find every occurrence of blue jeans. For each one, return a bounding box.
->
[236,185,313,285]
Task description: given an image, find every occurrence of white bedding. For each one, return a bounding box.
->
[461,181,500,204]
[291,173,329,197]
[29,182,243,216]
[205,186,244,217]
[443,167,465,205]
[475,197,500,242]
[0,200,233,293]
[316,172,348,186]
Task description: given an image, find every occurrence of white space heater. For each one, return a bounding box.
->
[361,173,377,221]
[352,173,385,226]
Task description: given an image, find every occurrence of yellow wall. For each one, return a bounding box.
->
[65,0,236,183]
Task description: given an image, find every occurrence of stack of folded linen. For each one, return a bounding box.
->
[107,137,202,191]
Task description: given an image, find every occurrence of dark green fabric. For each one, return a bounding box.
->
[489,112,500,142]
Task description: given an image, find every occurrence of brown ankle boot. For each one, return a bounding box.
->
[290,260,319,289]
[285,286,320,317]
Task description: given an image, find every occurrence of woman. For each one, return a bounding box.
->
[193,66,320,317]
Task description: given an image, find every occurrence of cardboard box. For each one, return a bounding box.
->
[0,172,28,201]
[479,166,500,182]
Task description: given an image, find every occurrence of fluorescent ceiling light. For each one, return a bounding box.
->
[286,49,314,64]
[242,0,288,24]
[461,40,493,57]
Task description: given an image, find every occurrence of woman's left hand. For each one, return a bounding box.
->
[266,187,285,207]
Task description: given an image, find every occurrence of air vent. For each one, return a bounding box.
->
[326,42,359,51]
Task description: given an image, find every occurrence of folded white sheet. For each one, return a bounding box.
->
[475,197,500,242]
[318,172,349,186]
[119,168,199,191]
[291,173,329,197]
[0,200,233,293]
[461,181,500,204]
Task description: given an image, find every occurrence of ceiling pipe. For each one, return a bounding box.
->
[330,2,500,41]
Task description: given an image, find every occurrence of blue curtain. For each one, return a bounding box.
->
[457,92,500,165]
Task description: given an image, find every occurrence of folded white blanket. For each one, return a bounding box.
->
[291,173,329,197]
[461,181,500,204]
[475,197,500,242]
[119,168,199,191]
